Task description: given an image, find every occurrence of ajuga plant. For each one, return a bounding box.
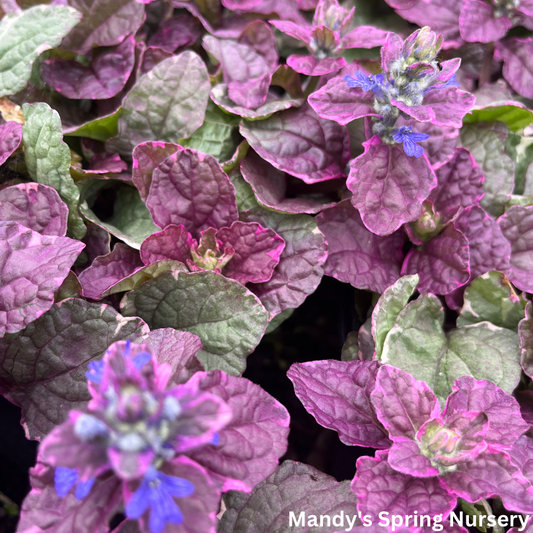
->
[2,0,533,532]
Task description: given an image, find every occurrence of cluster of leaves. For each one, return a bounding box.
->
[2,0,533,531]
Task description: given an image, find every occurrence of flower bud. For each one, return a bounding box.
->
[402,27,443,64]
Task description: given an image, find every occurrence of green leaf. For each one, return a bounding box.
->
[381,293,447,398]
[0,5,81,97]
[372,274,419,359]
[179,100,239,161]
[265,307,294,334]
[112,51,210,156]
[229,170,259,211]
[463,103,533,132]
[460,124,515,217]
[54,271,81,302]
[64,108,121,142]
[341,331,360,362]
[444,323,521,397]
[121,270,269,375]
[22,102,86,239]
[80,182,159,249]
[457,271,526,330]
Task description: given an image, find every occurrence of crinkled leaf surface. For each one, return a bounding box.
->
[287,360,390,448]
[353,450,456,520]
[0,221,84,338]
[372,274,419,360]
[146,148,238,237]
[218,460,359,533]
[131,141,179,202]
[520,302,533,378]
[497,38,533,100]
[0,120,22,165]
[401,224,470,295]
[180,100,240,162]
[348,136,437,236]
[22,103,86,239]
[0,298,148,439]
[316,200,405,293]
[416,121,459,170]
[241,207,327,319]
[0,5,82,98]
[382,292,522,403]
[460,124,515,217]
[458,271,525,330]
[240,104,350,184]
[229,170,260,212]
[147,13,203,53]
[0,183,68,236]
[80,182,159,250]
[112,52,210,156]
[60,0,145,55]
[139,224,192,264]
[308,74,377,125]
[40,35,135,100]
[498,205,533,293]
[121,270,268,375]
[187,371,290,492]
[240,151,336,214]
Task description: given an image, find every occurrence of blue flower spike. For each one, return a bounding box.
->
[126,467,195,533]
[392,126,430,158]
[54,467,95,500]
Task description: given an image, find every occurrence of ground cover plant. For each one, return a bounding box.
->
[2,0,533,532]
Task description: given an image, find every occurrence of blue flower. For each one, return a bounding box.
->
[345,71,387,99]
[54,467,95,500]
[426,74,461,94]
[392,126,430,158]
[125,467,195,533]
[85,360,105,384]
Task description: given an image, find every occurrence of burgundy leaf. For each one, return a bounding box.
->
[459,0,511,43]
[140,225,193,265]
[147,14,203,53]
[0,121,22,166]
[316,200,405,293]
[286,54,346,76]
[497,38,533,100]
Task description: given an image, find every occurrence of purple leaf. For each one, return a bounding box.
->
[17,462,123,533]
[0,298,148,440]
[146,328,204,386]
[203,34,273,109]
[78,244,143,300]
[384,0,418,8]
[0,183,68,236]
[353,450,457,520]
[239,150,336,214]
[131,141,180,203]
[216,221,285,285]
[61,0,145,55]
[186,370,289,492]
[146,148,238,238]
[520,302,533,377]
[388,438,440,477]
[308,72,377,125]
[140,225,193,265]
[347,135,437,236]
[443,377,529,450]
[498,205,533,293]
[0,222,84,337]
[0,121,22,166]
[241,208,327,319]
[394,88,476,129]
[40,35,135,100]
[371,365,440,440]
[218,460,359,533]
[340,26,390,50]
[459,0,511,43]
[287,360,391,448]
[509,435,533,483]
[268,19,312,44]
[429,147,485,224]
[442,452,533,514]
[402,224,470,295]
[79,222,111,269]
[316,200,405,293]
[497,38,533,100]
[446,205,511,309]
[286,54,346,76]
[147,14,203,53]
[238,20,278,70]
[139,46,173,75]
[240,104,350,184]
